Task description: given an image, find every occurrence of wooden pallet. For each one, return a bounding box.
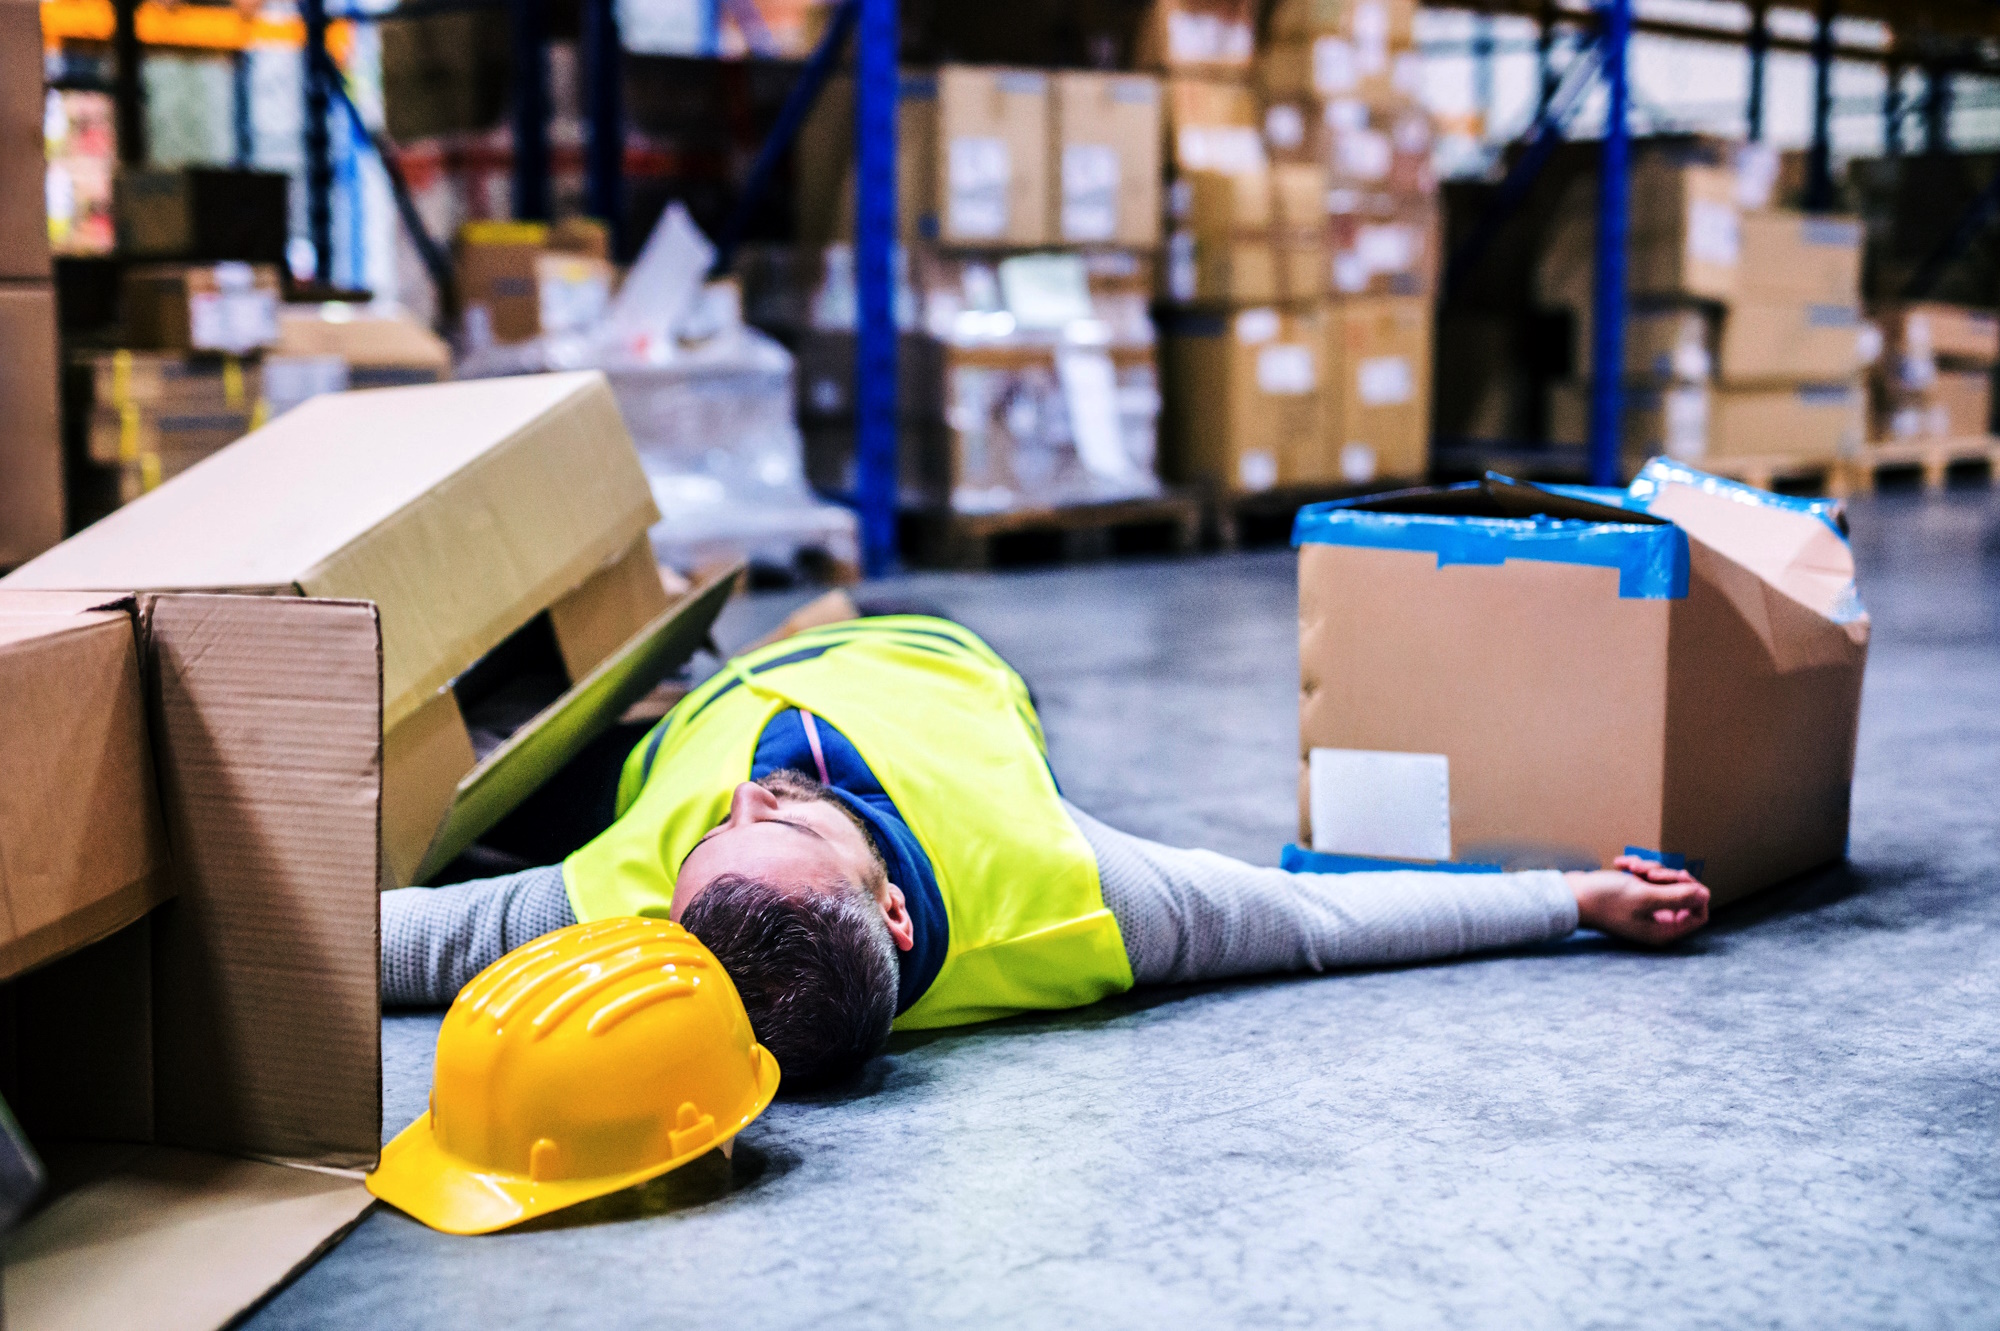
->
[1838,437,2000,494]
[1208,479,1419,549]
[900,491,1204,569]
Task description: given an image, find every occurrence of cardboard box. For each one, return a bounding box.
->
[85,403,251,483]
[1165,75,1264,175]
[122,262,283,355]
[1328,201,1437,297]
[1162,305,1324,493]
[0,598,171,979]
[275,303,454,388]
[1177,168,1274,236]
[0,284,63,567]
[1256,35,1416,106]
[3,372,733,886]
[1566,301,1712,382]
[1269,0,1417,46]
[1162,231,1279,304]
[0,0,49,281]
[1136,0,1256,74]
[1277,237,1330,302]
[1874,369,1993,441]
[1549,378,1709,462]
[940,343,1164,512]
[1321,97,1436,202]
[1271,162,1329,234]
[112,168,291,264]
[1736,210,1861,305]
[455,222,546,345]
[1050,72,1162,247]
[1718,301,1867,384]
[1320,295,1430,483]
[796,71,940,248]
[1709,382,1865,460]
[1295,460,1868,904]
[1877,301,2000,369]
[1538,163,1740,305]
[935,66,1051,247]
[0,591,383,1330]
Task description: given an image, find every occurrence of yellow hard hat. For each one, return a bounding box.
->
[367,916,780,1235]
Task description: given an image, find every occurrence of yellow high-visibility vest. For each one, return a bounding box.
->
[563,616,1133,1029]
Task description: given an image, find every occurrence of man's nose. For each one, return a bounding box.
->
[726,780,777,827]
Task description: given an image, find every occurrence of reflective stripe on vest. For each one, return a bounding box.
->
[563,616,1134,1030]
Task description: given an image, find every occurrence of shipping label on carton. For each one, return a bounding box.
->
[1294,462,1867,903]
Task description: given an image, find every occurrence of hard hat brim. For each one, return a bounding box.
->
[365,1044,781,1236]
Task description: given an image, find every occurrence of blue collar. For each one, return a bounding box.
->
[751,710,947,1014]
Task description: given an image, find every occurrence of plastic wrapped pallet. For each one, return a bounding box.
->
[460,205,858,577]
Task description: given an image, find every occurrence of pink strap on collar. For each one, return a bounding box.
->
[799,709,832,786]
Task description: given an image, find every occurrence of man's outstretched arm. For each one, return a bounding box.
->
[381,866,576,1006]
[1069,804,1709,987]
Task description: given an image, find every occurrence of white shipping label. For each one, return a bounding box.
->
[1336,129,1392,182]
[947,136,1011,239]
[1353,1,1390,72]
[1355,355,1414,406]
[1234,307,1281,344]
[1057,349,1135,481]
[1312,37,1358,93]
[1167,231,1198,303]
[1178,126,1266,174]
[1256,343,1316,395]
[1664,386,1709,460]
[1167,12,1251,62]
[1264,103,1306,151]
[1340,442,1378,482]
[1686,199,1741,267]
[1355,223,1415,272]
[188,289,278,354]
[1333,251,1370,293]
[1237,449,1278,492]
[1309,748,1451,861]
[1061,143,1121,243]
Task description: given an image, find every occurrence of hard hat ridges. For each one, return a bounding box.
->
[583,974,701,1037]
[470,917,706,1026]
[527,953,705,1040]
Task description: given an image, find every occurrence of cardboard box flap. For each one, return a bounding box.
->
[1627,458,1866,633]
[5,1144,373,1331]
[1292,477,1689,599]
[2,372,660,733]
[0,599,172,982]
[144,595,382,1169]
[413,561,740,882]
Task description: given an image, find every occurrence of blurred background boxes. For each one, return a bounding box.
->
[1162,304,1325,494]
[1322,294,1430,483]
[0,286,63,567]
[121,262,283,356]
[112,168,291,265]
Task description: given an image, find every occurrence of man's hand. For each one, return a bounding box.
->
[1566,855,1711,946]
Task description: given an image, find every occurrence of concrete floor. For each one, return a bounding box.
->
[250,488,2000,1330]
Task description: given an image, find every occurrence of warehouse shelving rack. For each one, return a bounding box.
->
[69,0,2000,568]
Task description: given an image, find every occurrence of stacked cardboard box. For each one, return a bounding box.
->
[1870,302,1999,442]
[456,218,618,347]
[1,0,63,569]
[1537,142,1867,466]
[793,63,1168,516]
[1158,0,1432,493]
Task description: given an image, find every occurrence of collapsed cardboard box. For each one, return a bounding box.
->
[1295,459,1867,904]
[3,371,737,886]
[0,590,382,1331]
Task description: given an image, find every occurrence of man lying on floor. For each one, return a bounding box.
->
[383,615,1709,1087]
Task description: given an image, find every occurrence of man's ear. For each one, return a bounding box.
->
[879,882,915,952]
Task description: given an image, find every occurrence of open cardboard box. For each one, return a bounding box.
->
[0,590,383,1331]
[2,370,739,885]
[1295,458,1868,905]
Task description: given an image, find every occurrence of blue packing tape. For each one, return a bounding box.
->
[1281,844,1503,875]
[1290,506,1690,599]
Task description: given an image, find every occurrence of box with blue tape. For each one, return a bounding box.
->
[1293,458,1868,906]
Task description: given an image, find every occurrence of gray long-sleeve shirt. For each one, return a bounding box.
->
[380,803,1578,1007]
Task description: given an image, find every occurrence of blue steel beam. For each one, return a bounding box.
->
[583,0,624,251]
[1746,3,1768,140]
[853,0,899,576]
[1588,0,1631,489]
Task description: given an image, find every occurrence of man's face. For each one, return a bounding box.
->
[671,778,909,952]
